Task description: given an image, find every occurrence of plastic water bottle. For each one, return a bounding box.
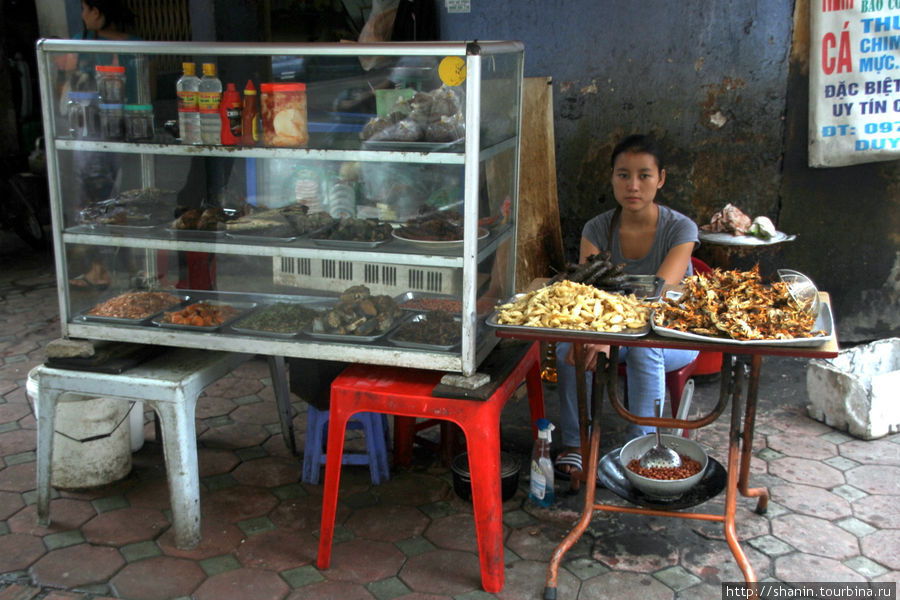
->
[198,62,222,145]
[176,62,201,144]
[529,418,556,507]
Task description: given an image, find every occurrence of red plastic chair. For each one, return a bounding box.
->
[317,341,545,593]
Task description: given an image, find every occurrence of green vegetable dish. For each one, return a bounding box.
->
[234,302,321,334]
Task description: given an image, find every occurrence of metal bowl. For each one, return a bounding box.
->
[451,451,520,502]
[777,268,820,316]
[619,434,708,498]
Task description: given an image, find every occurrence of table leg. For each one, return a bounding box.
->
[738,354,769,514]
[543,351,614,600]
[36,386,61,528]
[267,355,296,455]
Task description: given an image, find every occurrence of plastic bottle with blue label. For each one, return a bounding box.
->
[529,418,555,507]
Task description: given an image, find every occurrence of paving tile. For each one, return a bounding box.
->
[563,556,610,580]
[346,504,430,543]
[844,555,889,578]
[197,447,241,477]
[366,575,411,599]
[771,514,859,559]
[845,465,900,495]
[838,438,900,465]
[123,477,172,510]
[773,552,867,582]
[747,534,794,556]
[30,544,125,589]
[652,564,703,592]
[235,528,318,570]
[119,540,162,562]
[280,564,325,589]
[157,517,245,560]
[0,460,36,492]
[109,556,206,600]
[423,512,488,554]
[394,535,436,557]
[324,539,406,584]
[268,494,350,532]
[680,539,771,583]
[396,549,481,596]
[591,528,679,573]
[231,456,300,488]
[766,432,837,460]
[0,583,41,600]
[0,489,24,520]
[770,482,852,520]
[392,593,454,600]
[194,396,237,420]
[836,516,878,537]
[831,484,868,503]
[284,579,375,600]
[198,554,242,576]
[229,401,279,425]
[0,533,46,571]
[578,570,673,600]
[852,494,900,529]
[237,515,276,536]
[824,455,860,471]
[193,567,290,600]
[372,471,452,506]
[235,446,269,462]
[43,530,85,550]
[0,401,31,423]
[201,485,278,523]
[90,495,129,514]
[199,421,270,449]
[859,529,900,570]
[504,522,564,562]
[767,456,845,489]
[82,507,169,546]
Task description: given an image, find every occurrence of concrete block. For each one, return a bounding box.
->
[806,338,900,440]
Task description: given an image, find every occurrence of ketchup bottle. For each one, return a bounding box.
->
[219,82,241,145]
[240,80,259,146]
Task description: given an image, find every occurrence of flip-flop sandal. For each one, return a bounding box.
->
[69,274,109,291]
[553,451,583,481]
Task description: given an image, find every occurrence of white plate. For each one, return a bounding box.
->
[651,301,834,347]
[698,230,796,246]
[392,227,488,249]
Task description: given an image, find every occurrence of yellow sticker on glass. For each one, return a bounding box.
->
[439,56,467,87]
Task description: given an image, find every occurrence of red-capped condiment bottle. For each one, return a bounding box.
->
[240,80,259,146]
[219,82,241,145]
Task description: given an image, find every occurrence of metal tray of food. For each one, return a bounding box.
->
[310,236,391,249]
[485,291,652,340]
[395,292,461,312]
[79,291,189,325]
[153,300,256,332]
[617,275,665,300]
[387,312,462,351]
[303,322,391,343]
[229,300,325,338]
[224,232,299,244]
[650,301,834,347]
[165,227,226,241]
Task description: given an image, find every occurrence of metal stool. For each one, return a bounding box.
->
[317,341,545,593]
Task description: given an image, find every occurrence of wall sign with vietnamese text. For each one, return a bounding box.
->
[809,1,900,167]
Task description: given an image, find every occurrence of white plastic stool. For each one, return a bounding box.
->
[30,348,249,549]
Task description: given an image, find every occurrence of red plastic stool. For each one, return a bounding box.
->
[317,341,545,593]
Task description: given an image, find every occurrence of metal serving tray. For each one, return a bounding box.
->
[618,275,665,300]
[395,292,461,312]
[80,291,190,326]
[152,300,257,332]
[387,312,461,351]
[484,293,652,340]
[229,299,326,338]
[651,301,834,347]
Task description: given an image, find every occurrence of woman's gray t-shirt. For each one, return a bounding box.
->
[582,205,699,278]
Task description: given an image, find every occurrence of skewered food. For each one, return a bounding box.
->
[652,266,824,340]
[396,211,464,241]
[79,188,174,226]
[496,280,649,332]
[86,291,182,319]
[560,251,627,291]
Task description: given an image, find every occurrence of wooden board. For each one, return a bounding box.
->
[516,77,565,292]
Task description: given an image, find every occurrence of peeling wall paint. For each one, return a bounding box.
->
[442,0,898,342]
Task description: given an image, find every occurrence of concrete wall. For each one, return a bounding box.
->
[442,0,899,344]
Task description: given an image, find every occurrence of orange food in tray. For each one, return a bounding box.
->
[161,302,239,327]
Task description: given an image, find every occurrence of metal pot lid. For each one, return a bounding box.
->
[451,451,520,478]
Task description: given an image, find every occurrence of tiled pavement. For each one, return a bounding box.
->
[0,232,898,600]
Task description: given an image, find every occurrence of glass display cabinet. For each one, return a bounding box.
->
[35,40,524,375]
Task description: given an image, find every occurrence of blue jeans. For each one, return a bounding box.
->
[555,341,698,448]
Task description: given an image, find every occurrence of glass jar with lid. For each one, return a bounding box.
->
[95,65,126,104]
[99,103,125,140]
[124,104,154,142]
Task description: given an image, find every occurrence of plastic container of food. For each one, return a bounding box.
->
[95,65,126,104]
[778,269,820,315]
[124,104,154,142]
[98,103,125,140]
[260,82,308,147]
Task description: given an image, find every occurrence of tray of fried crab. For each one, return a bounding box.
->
[650,266,833,347]
[486,279,653,341]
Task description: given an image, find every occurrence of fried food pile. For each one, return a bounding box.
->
[496,280,649,332]
[653,266,823,340]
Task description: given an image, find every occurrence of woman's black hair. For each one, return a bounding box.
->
[82,0,136,32]
[610,134,665,171]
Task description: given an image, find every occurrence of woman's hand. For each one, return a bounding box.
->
[565,343,610,371]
